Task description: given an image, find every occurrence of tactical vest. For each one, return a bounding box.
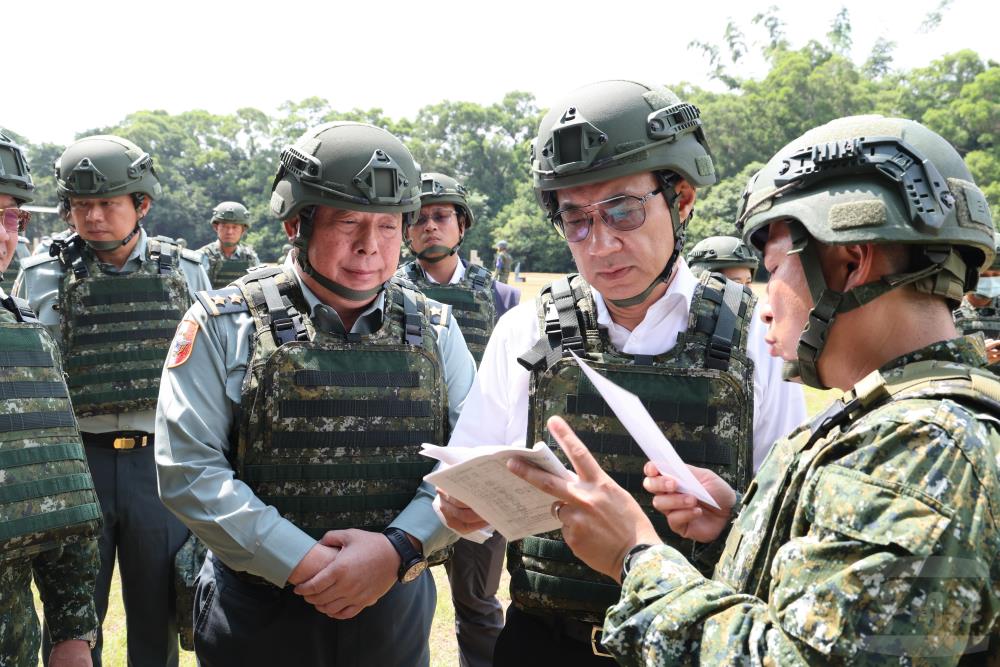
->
[714,354,1000,602]
[231,267,449,539]
[953,298,1000,340]
[207,244,256,289]
[511,272,756,623]
[54,235,193,417]
[0,293,101,561]
[399,261,497,364]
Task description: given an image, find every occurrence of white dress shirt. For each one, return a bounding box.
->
[449,261,806,472]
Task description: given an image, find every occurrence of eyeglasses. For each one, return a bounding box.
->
[0,208,30,234]
[413,210,456,228]
[551,188,662,243]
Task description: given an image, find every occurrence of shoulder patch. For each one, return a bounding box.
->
[195,286,250,317]
[167,319,200,368]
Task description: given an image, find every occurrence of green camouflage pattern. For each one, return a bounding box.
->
[237,268,448,540]
[603,335,1000,665]
[953,296,1000,339]
[173,532,206,651]
[58,237,192,417]
[0,540,100,666]
[0,303,101,561]
[397,261,496,365]
[510,272,755,624]
[199,240,261,289]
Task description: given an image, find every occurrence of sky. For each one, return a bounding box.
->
[5,0,997,145]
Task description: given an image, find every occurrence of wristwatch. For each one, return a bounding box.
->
[383,527,427,583]
[620,543,655,582]
[71,629,98,649]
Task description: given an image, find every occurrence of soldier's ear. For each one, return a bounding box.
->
[283,217,299,241]
[674,179,697,221]
[834,243,877,292]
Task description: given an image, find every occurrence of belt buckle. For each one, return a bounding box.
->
[590,625,612,658]
[113,435,146,450]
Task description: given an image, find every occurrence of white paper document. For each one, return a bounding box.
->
[569,351,720,509]
[422,442,575,541]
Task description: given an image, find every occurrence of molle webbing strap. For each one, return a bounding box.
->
[565,393,716,426]
[294,370,420,387]
[0,505,102,544]
[0,473,94,505]
[270,430,438,449]
[1,295,40,323]
[73,309,183,326]
[0,350,53,367]
[401,287,424,347]
[0,411,77,433]
[0,381,68,400]
[556,431,733,466]
[80,277,170,306]
[260,277,307,346]
[242,461,434,483]
[466,264,492,289]
[73,328,176,346]
[0,443,86,469]
[279,399,432,419]
[706,279,746,370]
[66,367,162,388]
[518,277,583,371]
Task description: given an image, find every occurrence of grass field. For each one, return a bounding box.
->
[33,274,837,666]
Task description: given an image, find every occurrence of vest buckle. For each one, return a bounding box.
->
[590,626,612,657]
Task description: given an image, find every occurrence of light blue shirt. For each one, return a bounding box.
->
[13,229,211,434]
[155,264,476,586]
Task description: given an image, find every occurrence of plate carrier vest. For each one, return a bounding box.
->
[229,267,449,540]
[53,234,192,417]
[399,261,496,365]
[206,244,256,289]
[0,293,101,561]
[953,298,1000,340]
[511,272,756,623]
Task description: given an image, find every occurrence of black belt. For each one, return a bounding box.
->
[519,608,614,658]
[81,431,153,450]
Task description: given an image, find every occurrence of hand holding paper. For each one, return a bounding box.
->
[569,351,720,509]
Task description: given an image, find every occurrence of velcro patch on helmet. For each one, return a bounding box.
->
[167,319,200,369]
[829,200,887,230]
[270,191,286,216]
[696,155,715,177]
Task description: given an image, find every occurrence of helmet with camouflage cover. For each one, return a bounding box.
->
[270,121,421,301]
[211,201,251,226]
[736,114,994,389]
[531,79,717,307]
[687,236,759,275]
[407,172,475,263]
[0,131,34,205]
[55,135,162,251]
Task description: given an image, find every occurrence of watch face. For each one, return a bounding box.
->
[401,558,427,583]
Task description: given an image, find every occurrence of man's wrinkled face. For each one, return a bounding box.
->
[288,206,403,298]
[555,172,674,303]
[69,195,142,243]
[759,221,813,362]
[0,194,19,273]
[406,204,462,256]
[214,222,245,247]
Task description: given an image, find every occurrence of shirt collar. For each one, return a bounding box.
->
[90,228,148,274]
[592,258,697,330]
[420,258,466,285]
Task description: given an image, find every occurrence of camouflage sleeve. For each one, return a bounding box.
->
[32,538,100,642]
[603,411,1000,665]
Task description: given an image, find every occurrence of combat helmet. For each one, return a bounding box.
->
[736,114,994,388]
[270,121,420,301]
[407,172,474,263]
[687,236,759,275]
[531,79,717,306]
[55,135,162,251]
[212,201,251,225]
[0,131,35,205]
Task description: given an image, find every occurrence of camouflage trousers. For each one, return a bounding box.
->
[0,558,42,667]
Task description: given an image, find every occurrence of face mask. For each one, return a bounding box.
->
[974,276,1000,299]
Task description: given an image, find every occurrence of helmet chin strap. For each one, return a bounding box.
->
[607,173,685,308]
[785,222,961,389]
[220,240,239,249]
[293,208,385,302]
[84,223,141,252]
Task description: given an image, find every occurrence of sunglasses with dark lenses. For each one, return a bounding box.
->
[0,208,30,234]
[551,188,662,243]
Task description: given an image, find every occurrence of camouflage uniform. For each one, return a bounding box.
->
[494,249,512,284]
[0,287,101,666]
[604,336,1000,665]
[953,296,1000,340]
[198,239,261,289]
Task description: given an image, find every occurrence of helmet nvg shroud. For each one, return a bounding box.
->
[531,79,718,306]
[270,121,421,301]
[737,115,994,388]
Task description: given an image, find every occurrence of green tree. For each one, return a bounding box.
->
[491,181,572,274]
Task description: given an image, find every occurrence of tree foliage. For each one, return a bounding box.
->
[7,7,997,267]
